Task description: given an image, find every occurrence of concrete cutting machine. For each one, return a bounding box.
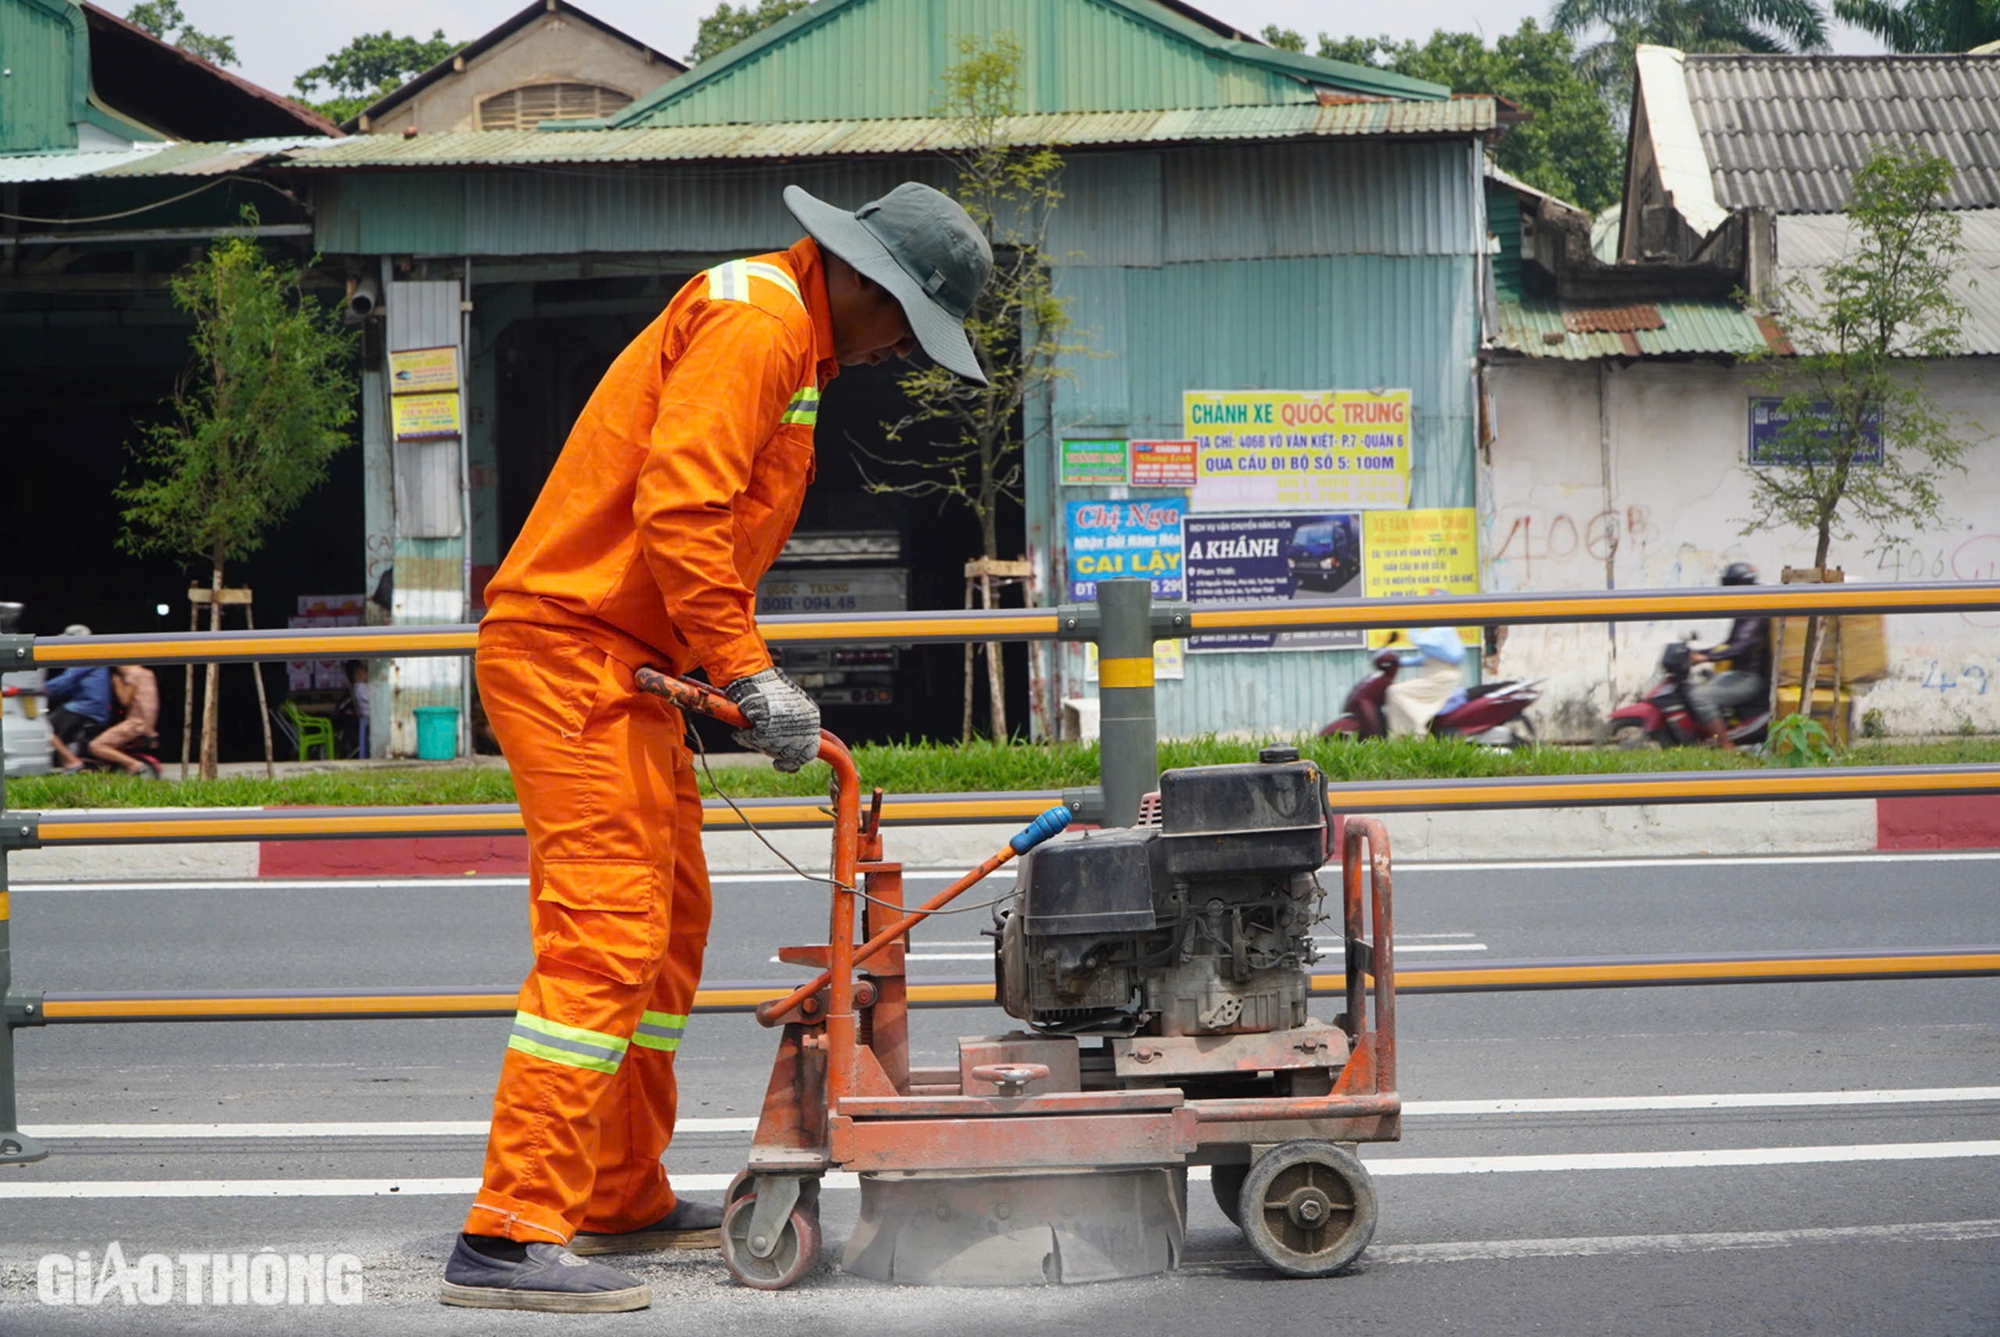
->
[638,668,1400,1289]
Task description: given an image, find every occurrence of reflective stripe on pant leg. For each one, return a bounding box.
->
[629,1010,686,1053]
[508,1011,630,1074]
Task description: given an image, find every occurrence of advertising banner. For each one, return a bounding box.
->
[1183,512,1364,653]
[1061,438,1128,486]
[388,346,459,394]
[1184,390,1411,512]
[1128,439,1197,488]
[390,391,462,440]
[1065,499,1185,601]
[1361,507,1481,648]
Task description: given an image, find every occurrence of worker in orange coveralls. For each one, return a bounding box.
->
[439,184,992,1313]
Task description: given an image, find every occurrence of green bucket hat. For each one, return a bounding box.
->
[784,182,994,384]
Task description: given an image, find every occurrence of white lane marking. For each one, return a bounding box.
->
[1370,943,1488,953]
[1177,1220,2000,1273]
[8,1142,1998,1199]
[30,1087,2000,1141]
[1409,1086,2000,1116]
[1365,1140,2000,1175]
[1403,850,2000,874]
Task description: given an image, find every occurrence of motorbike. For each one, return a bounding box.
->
[1602,638,1770,749]
[1320,648,1542,747]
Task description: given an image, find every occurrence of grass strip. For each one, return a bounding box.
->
[10,737,1999,810]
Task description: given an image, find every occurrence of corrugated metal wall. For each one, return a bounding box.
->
[384,278,465,756]
[1040,138,1483,736]
[0,0,82,153]
[623,0,1311,127]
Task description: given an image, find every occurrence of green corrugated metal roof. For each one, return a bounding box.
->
[1491,299,1779,359]
[0,0,89,154]
[605,0,1446,130]
[1486,185,1523,305]
[274,102,1495,170]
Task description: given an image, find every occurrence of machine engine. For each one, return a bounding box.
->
[995,748,1333,1037]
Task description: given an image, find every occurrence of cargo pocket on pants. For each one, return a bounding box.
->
[533,860,669,987]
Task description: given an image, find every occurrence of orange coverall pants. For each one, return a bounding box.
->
[465,622,711,1245]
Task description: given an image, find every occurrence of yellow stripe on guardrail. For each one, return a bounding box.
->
[35,952,1999,1022]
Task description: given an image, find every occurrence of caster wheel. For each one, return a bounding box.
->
[720,1187,821,1290]
[727,1169,819,1210]
[1238,1140,1377,1277]
[1209,1162,1248,1227]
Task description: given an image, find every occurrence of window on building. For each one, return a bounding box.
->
[477,83,633,130]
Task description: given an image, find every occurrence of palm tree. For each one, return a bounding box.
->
[1833,0,2000,50]
[1552,0,1832,105]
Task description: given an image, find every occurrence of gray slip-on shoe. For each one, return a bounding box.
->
[438,1236,650,1312]
[570,1197,725,1254]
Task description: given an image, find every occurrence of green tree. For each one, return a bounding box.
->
[1262,24,1308,51]
[293,30,461,123]
[1833,0,2000,50]
[690,0,811,63]
[1549,0,1831,104]
[861,35,1084,742]
[118,210,358,778]
[1739,146,1972,722]
[126,0,236,67]
[1318,23,1625,211]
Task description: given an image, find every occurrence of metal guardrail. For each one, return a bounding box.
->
[6,577,2000,1168]
[11,580,2000,666]
[13,763,2000,849]
[22,949,2000,1024]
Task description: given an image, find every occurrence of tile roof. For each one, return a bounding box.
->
[1776,208,2000,355]
[1682,54,2000,212]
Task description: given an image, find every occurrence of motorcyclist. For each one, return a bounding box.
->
[1687,562,1770,748]
[1386,625,1468,737]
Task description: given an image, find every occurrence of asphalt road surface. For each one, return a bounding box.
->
[2,848,1997,1335]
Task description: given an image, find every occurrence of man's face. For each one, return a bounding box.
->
[835,278,916,367]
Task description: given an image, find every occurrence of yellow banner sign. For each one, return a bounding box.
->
[1184,390,1411,512]
[1363,507,1480,648]
[388,346,459,394]
[391,391,462,440]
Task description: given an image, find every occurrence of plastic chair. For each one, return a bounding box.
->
[279,699,336,762]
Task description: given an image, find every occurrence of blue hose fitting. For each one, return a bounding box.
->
[1009,805,1073,855]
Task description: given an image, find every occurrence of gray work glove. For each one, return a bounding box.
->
[724,667,821,772]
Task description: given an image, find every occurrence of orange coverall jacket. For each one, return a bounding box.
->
[484,236,838,682]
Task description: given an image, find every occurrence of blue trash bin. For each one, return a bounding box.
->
[413,706,459,760]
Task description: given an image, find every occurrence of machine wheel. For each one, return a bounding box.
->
[720,1188,820,1290]
[1209,1162,1249,1227]
[1238,1141,1377,1277]
[1604,719,1659,751]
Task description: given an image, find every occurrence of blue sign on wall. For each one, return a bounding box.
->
[1748,397,1883,467]
[1065,499,1185,601]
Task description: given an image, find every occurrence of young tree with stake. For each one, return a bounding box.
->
[117,210,357,778]
[1740,145,1973,726]
[862,35,1085,741]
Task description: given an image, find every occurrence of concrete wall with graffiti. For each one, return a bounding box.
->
[1480,358,1999,739]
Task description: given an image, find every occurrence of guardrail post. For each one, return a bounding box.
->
[1095,578,1158,828]
[0,769,48,1165]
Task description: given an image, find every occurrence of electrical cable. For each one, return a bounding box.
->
[686,726,1020,918]
[0,174,292,226]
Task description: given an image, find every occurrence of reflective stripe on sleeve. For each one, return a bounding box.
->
[507,1011,629,1074]
[780,385,820,427]
[630,1009,687,1053]
[705,259,804,310]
